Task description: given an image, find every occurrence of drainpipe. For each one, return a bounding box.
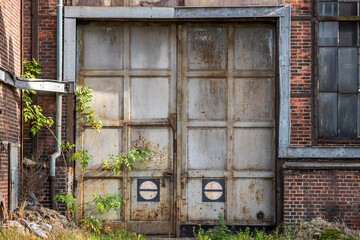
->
[50,0,63,210]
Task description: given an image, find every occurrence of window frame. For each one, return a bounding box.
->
[314,0,360,144]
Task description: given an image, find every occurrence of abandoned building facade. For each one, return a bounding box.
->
[0,0,359,236]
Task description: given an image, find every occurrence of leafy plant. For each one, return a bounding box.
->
[61,140,76,152]
[196,213,232,240]
[75,85,103,132]
[54,190,78,219]
[82,216,104,235]
[103,147,152,173]
[21,60,54,135]
[21,58,42,79]
[87,193,124,215]
[68,148,93,171]
[23,92,54,135]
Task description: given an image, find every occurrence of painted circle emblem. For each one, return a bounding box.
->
[204,181,223,201]
[139,180,158,200]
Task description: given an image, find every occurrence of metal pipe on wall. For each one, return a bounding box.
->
[50,0,63,210]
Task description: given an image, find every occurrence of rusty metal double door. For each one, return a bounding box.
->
[76,21,276,235]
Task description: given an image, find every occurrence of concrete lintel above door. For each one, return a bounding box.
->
[65,6,289,19]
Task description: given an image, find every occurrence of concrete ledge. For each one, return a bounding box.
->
[283,161,360,170]
[279,147,360,159]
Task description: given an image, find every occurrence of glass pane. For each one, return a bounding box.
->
[319,92,337,137]
[339,22,357,46]
[338,94,357,137]
[319,47,338,91]
[359,48,360,87]
[319,2,338,16]
[358,94,360,137]
[339,2,357,16]
[339,48,357,91]
[319,22,338,46]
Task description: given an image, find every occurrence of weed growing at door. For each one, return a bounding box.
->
[75,85,103,132]
[54,190,78,220]
[103,147,152,172]
[194,215,360,240]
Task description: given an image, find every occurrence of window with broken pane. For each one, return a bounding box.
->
[317,0,360,138]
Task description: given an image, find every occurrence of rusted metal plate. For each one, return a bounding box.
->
[130,127,172,170]
[187,129,226,170]
[187,27,227,70]
[130,26,170,69]
[234,128,274,170]
[232,179,274,223]
[234,26,274,71]
[83,179,121,220]
[80,24,124,70]
[130,178,171,221]
[83,128,123,167]
[234,78,274,121]
[83,77,124,121]
[188,78,227,120]
[187,179,225,221]
[131,77,169,119]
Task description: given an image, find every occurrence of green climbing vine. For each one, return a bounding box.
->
[103,147,152,173]
[75,85,103,132]
[21,59,54,135]
[22,58,42,79]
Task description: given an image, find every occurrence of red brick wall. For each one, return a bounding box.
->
[0,0,21,214]
[22,0,70,210]
[283,0,360,231]
[284,0,313,147]
[284,170,360,229]
[289,19,312,146]
[0,0,21,76]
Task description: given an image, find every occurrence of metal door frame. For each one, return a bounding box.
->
[64,6,291,236]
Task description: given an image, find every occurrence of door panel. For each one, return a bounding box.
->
[188,78,227,120]
[9,143,19,212]
[130,77,170,120]
[187,129,227,170]
[179,23,276,225]
[77,22,176,234]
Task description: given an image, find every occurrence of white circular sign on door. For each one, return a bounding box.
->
[137,179,160,202]
[202,179,225,202]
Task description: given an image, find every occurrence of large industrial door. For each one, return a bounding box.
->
[76,21,276,235]
[77,22,177,234]
[178,23,276,226]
